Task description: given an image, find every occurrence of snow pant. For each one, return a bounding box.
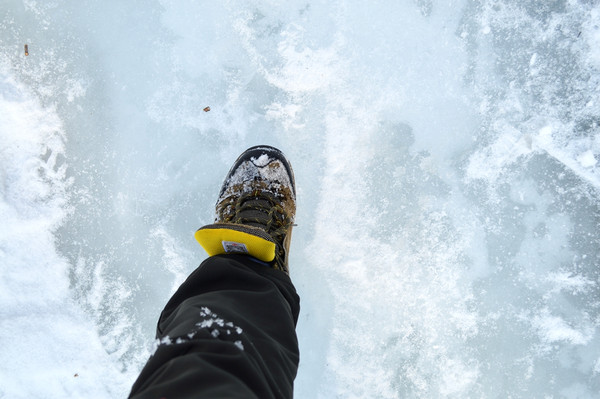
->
[128,254,300,399]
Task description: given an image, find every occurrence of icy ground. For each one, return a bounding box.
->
[1,0,599,397]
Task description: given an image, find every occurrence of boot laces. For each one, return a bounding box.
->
[224,190,291,271]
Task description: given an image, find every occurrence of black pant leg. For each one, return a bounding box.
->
[129,255,300,399]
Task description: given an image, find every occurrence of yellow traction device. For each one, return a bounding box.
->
[194,223,276,263]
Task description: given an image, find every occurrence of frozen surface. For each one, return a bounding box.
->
[1,0,599,397]
[0,70,126,397]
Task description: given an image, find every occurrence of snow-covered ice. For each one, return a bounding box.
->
[1,0,599,398]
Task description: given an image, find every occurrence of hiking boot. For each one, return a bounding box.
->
[194,145,296,273]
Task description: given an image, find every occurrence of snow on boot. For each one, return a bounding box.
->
[195,145,296,274]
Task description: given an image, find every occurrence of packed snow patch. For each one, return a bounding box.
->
[0,69,129,398]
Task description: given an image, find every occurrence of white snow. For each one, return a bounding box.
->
[578,150,597,168]
[252,153,271,167]
[1,1,599,398]
[533,308,594,346]
[0,69,130,398]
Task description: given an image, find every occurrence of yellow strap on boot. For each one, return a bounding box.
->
[194,223,276,263]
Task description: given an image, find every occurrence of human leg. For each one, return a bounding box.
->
[129,146,300,398]
[129,254,299,399]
